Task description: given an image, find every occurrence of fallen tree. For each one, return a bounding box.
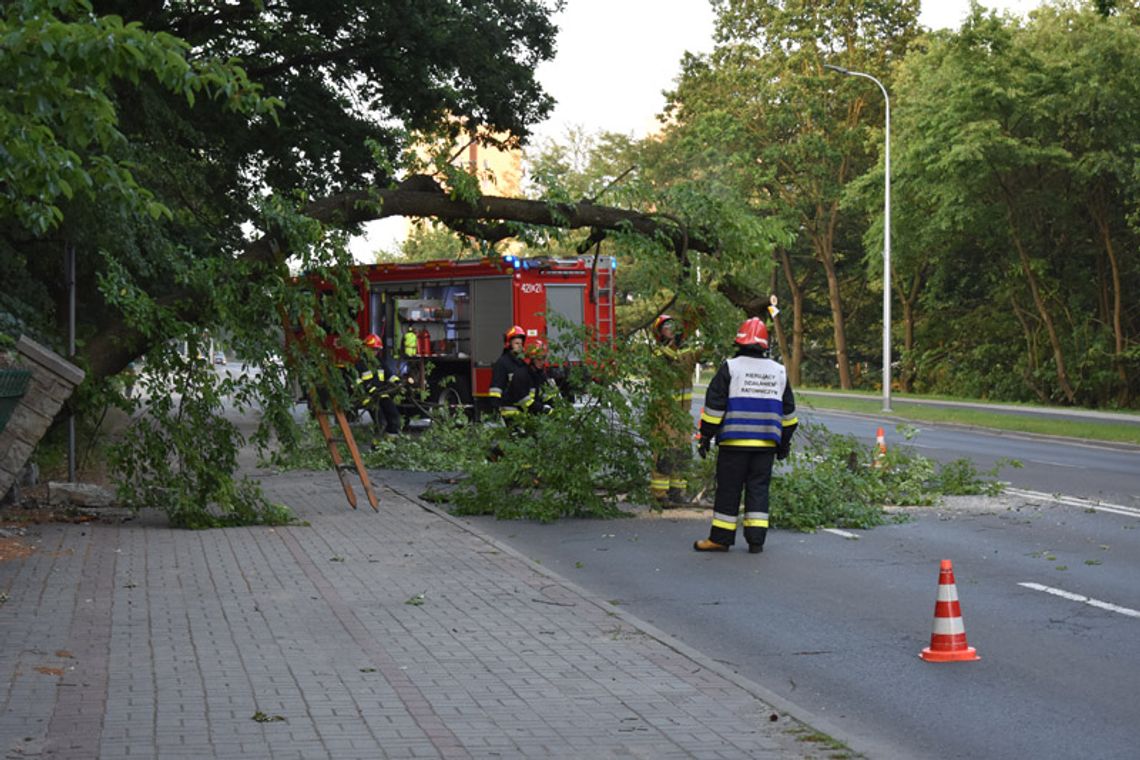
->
[83,183,715,379]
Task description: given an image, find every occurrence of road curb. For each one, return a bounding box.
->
[388,478,906,760]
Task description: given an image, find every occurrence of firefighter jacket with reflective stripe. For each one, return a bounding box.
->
[699,352,797,448]
[653,341,698,406]
[527,365,560,412]
[355,358,397,403]
[489,350,534,417]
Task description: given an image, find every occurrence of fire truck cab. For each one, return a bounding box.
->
[353,254,615,416]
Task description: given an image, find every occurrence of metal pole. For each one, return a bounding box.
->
[823,64,892,411]
[67,243,77,481]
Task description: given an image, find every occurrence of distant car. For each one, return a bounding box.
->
[213,350,226,364]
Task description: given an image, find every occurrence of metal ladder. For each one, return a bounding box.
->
[593,257,615,340]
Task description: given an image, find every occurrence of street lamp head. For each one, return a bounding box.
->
[823,64,851,75]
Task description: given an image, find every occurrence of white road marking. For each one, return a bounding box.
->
[1018,582,1140,619]
[1024,459,1082,469]
[823,528,859,539]
[1005,487,1140,519]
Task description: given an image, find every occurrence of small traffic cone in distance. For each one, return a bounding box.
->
[920,559,980,662]
[872,426,888,468]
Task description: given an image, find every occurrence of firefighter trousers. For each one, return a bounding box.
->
[708,447,775,548]
[366,395,401,436]
[651,446,690,501]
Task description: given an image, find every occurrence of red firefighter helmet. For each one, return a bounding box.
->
[734,317,769,348]
[363,333,383,349]
[524,338,548,362]
[503,325,527,347]
[652,314,676,337]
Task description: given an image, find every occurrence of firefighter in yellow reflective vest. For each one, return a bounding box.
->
[489,325,535,421]
[403,324,418,358]
[355,333,401,438]
[693,317,796,553]
[648,314,700,505]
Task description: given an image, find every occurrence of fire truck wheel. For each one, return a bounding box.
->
[435,379,471,415]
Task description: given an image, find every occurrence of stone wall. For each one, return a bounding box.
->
[0,336,86,499]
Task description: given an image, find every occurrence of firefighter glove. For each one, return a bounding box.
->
[776,442,790,461]
[697,435,711,459]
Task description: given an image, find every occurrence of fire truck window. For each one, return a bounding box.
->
[545,284,585,360]
[471,278,512,365]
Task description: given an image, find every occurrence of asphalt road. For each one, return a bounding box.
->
[798,407,1140,509]
[460,414,1140,759]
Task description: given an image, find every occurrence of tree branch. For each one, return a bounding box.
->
[246,187,715,266]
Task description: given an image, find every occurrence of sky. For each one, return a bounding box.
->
[351,0,1047,259]
[529,0,1049,143]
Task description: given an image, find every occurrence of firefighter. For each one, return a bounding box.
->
[355,333,402,439]
[693,317,797,553]
[524,339,558,414]
[648,313,700,506]
[402,323,418,358]
[489,325,536,421]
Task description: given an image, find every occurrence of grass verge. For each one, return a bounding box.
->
[791,391,1140,446]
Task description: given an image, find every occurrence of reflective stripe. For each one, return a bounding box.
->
[718,439,777,448]
[488,387,503,398]
[669,479,687,489]
[932,616,966,636]
[711,517,738,531]
[783,415,798,426]
[719,356,787,444]
[701,409,724,424]
[742,516,769,528]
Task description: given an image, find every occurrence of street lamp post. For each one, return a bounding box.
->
[824,64,891,412]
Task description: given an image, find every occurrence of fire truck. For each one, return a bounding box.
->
[337,254,616,415]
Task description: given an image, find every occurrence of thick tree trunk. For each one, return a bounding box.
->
[814,224,851,388]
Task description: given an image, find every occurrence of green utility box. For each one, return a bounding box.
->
[0,368,32,433]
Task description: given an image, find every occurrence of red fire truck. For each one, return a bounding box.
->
[338,254,616,415]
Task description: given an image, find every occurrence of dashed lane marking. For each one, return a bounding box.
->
[1018,582,1140,619]
[823,528,859,539]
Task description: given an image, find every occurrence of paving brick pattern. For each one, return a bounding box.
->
[1,470,837,759]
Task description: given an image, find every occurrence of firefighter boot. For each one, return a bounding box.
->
[693,539,729,552]
[748,543,764,554]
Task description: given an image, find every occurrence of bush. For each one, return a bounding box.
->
[704,422,1014,533]
[111,345,295,528]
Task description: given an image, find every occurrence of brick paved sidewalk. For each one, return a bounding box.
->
[1,469,849,759]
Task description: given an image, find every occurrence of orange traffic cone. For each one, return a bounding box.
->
[920,559,980,662]
[871,426,888,468]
